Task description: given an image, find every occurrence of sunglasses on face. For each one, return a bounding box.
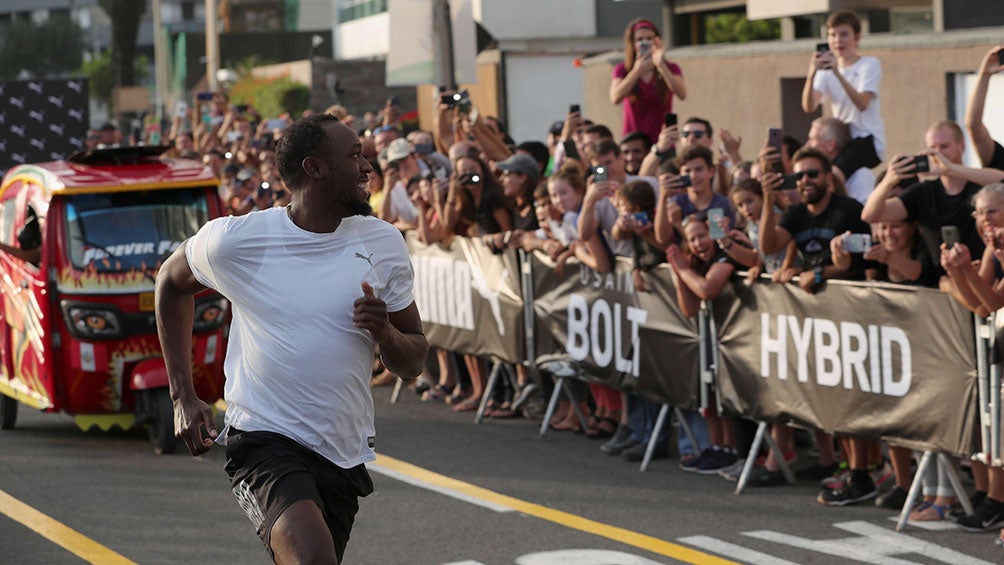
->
[681,130,706,139]
[794,169,822,180]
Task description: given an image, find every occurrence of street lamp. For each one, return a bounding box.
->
[311,34,325,58]
[216,68,239,91]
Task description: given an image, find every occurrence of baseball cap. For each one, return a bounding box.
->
[385,138,415,163]
[496,153,540,181]
[549,120,564,137]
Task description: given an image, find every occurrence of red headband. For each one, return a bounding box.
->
[632,21,655,33]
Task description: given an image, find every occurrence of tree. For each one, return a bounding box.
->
[98,0,146,87]
[705,13,781,44]
[0,15,85,79]
[81,51,150,108]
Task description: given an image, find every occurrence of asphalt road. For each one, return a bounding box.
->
[1,384,1002,565]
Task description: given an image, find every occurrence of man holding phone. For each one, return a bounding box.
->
[759,147,870,295]
[801,10,885,177]
[863,120,1004,263]
[656,145,735,245]
[580,139,657,257]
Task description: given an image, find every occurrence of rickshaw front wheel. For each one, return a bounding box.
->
[0,394,16,430]
[144,388,177,455]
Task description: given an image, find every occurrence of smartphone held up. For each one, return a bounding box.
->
[842,234,872,253]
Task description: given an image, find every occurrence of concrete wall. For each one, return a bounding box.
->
[582,27,1004,162]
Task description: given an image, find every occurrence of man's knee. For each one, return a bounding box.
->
[270,500,338,564]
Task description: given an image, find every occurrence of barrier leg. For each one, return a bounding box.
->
[735,421,768,495]
[896,451,933,532]
[938,453,974,517]
[539,377,567,437]
[992,363,1001,466]
[674,406,699,454]
[639,404,670,473]
[475,362,504,424]
[390,377,404,404]
[975,315,992,465]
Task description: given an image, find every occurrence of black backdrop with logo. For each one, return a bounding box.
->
[0,79,89,178]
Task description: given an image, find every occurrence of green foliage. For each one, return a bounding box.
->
[0,15,85,79]
[80,51,151,107]
[705,13,781,44]
[228,74,311,118]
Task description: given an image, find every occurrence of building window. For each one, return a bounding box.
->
[339,0,388,23]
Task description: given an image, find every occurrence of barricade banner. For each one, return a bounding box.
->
[530,252,701,407]
[407,233,524,364]
[712,279,978,455]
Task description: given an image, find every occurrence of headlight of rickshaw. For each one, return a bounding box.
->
[60,302,124,340]
[193,297,229,332]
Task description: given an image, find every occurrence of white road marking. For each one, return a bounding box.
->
[367,463,514,513]
[678,535,800,565]
[743,520,995,565]
[515,549,666,564]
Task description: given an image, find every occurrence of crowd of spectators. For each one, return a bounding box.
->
[88,10,1004,549]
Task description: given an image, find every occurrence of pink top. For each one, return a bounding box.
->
[613,61,683,143]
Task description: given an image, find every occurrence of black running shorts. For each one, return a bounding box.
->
[224,428,374,562]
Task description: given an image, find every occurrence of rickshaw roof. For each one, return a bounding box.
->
[1,146,219,199]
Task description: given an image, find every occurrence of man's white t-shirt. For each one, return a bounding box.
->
[844,166,876,205]
[388,181,420,223]
[185,208,415,468]
[812,56,886,159]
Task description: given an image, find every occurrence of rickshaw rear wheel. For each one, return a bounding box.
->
[146,388,177,455]
[0,394,16,430]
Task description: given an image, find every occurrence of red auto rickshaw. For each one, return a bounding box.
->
[0,146,228,454]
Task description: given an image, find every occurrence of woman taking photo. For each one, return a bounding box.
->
[610,18,687,144]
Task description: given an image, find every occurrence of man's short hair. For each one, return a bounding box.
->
[516,141,549,172]
[674,145,714,169]
[621,131,653,150]
[783,135,804,160]
[591,138,621,158]
[584,123,614,140]
[657,159,680,176]
[826,10,861,35]
[813,117,849,150]
[791,146,833,173]
[928,120,965,143]
[683,117,713,138]
[618,180,657,215]
[276,114,341,189]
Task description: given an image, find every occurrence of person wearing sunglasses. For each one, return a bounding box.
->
[759,147,871,296]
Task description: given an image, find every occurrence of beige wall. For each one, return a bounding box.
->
[583,29,1002,162]
[417,56,501,134]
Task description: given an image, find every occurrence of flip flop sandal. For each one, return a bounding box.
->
[910,503,949,522]
[451,398,480,412]
[585,417,618,439]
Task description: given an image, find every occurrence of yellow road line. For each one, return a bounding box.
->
[374,454,738,565]
[0,488,136,565]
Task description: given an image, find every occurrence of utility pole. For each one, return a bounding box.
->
[432,0,456,90]
[206,0,220,91]
[152,0,168,120]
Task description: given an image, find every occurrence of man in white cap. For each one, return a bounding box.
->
[378,138,421,229]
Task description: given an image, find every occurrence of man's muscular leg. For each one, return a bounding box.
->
[270,500,338,564]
